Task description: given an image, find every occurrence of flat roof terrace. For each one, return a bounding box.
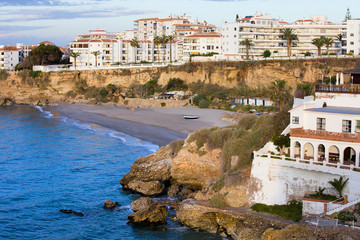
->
[305,106,360,115]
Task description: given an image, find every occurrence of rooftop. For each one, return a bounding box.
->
[306,106,360,115]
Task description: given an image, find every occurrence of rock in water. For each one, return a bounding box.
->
[127,180,165,196]
[128,202,168,225]
[131,197,153,212]
[103,200,120,209]
[59,209,84,216]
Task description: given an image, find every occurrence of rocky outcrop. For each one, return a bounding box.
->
[128,201,168,225]
[171,142,223,189]
[103,200,120,209]
[120,145,172,195]
[59,209,84,216]
[131,197,153,212]
[176,199,287,239]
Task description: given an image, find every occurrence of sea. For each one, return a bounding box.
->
[0,105,222,240]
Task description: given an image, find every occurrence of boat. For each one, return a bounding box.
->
[183,115,199,119]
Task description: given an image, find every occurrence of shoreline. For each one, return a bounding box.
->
[50,103,233,147]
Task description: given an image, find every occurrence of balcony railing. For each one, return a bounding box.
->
[316,85,360,94]
[291,127,360,143]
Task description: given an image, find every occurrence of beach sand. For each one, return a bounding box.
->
[51,103,233,146]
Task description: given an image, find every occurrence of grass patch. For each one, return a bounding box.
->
[210,193,228,208]
[168,139,184,157]
[251,200,303,222]
[211,175,225,192]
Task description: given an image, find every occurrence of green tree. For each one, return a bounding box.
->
[167,35,176,63]
[166,78,188,91]
[16,44,63,70]
[323,37,335,56]
[272,134,290,155]
[240,38,254,60]
[236,14,239,21]
[153,36,162,63]
[312,38,325,56]
[269,79,292,111]
[279,28,298,57]
[263,50,271,58]
[69,51,81,69]
[145,79,159,96]
[91,51,101,67]
[328,176,349,198]
[161,35,168,62]
[130,38,139,63]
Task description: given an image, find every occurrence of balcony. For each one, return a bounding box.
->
[316,85,360,94]
[290,127,360,143]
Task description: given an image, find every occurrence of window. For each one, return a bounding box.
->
[350,33,354,37]
[350,42,354,45]
[317,118,326,130]
[356,120,360,133]
[292,116,299,124]
[343,120,352,133]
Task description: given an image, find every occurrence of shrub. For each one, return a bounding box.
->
[210,193,228,208]
[251,200,302,222]
[168,139,184,157]
[0,70,9,80]
[337,211,356,222]
[161,102,166,107]
[208,128,233,150]
[124,100,129,105]
[211,175,225,192]
[187,128,210,149]
[166,78,188,91]
[192,95,206,106]
[263,50,271,58]
[29,71,42,79]
[198,99,210,108]
[65,90,76,98]
[304,52,311,57]
[237,115,257,130]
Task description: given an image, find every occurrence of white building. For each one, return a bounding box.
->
[0,46,20,70]
[248,85,360,215]
[235,97,274,107]
[183,32,222,61]
[222,13,342,59]
[134,15,216,41]
[343,19,360,55]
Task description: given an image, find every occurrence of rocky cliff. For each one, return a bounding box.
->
[1,58,360,105]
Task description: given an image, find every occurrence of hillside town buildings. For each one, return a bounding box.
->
[342,19,360,55]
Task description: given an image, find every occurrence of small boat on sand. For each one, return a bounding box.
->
[183,115,199,119]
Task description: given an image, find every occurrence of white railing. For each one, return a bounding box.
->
[326,197,360,215]
[254,152,360,173]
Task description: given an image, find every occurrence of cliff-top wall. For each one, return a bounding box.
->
[1,58,360,105]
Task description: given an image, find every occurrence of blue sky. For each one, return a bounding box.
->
[0,0,359,46]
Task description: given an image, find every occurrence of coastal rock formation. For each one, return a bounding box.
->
[128,202,168,225]
[103,200,120,209]
[171,143,223,189]
[131,197,153,212]
[127,180,165,196]
[176,199,287,239]
[59,209,84,216]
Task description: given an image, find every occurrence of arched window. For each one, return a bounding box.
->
[294,141,301,158]
[329,145,340,163]
[318,144,325,161]
[304,143,314,159]
[344,147,356,165]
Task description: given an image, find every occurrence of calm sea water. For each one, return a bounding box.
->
[0,105,222,240]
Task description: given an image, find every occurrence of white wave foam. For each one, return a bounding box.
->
[34,106,54,118]
[107,130,159,153]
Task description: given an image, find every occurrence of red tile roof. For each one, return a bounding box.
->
[134,18,159,22]
[0,46,19,51]
[186,32,221,38]
[39,41,55,45]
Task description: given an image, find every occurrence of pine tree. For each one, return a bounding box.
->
[345,7,352,21]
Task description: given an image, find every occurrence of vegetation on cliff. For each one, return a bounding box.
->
[251,200,303,222]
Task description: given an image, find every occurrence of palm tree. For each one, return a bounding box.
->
[328,176,349,198]
[153,36,161,63]
[312,38,325,56]
[279,28,298,57]
[240,38,254,60]
[323,37,335,56]
[167,35,176,63]
[130,38,139,63]
[269,79,291,111]
[69,52,81,70]
[160,35,168,62]
[91,51,101,67]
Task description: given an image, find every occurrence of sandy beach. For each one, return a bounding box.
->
[51,103,233,146]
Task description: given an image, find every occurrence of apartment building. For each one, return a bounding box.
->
[70,30,155,66]
[134,15,216,41]
[183,32,222,61]
[342,19,360,55]
[0,46,20,70]
[222,13,342,59]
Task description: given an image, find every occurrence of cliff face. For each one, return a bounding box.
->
[1,58,360,105]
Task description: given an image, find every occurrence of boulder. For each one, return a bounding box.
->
[131,197,153,212]
[120,146,172,195]
[128,202,168,225]
[59,209,84,217]
[167,184,180,197]
[103,200,120,209]
[127,180,165,196]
